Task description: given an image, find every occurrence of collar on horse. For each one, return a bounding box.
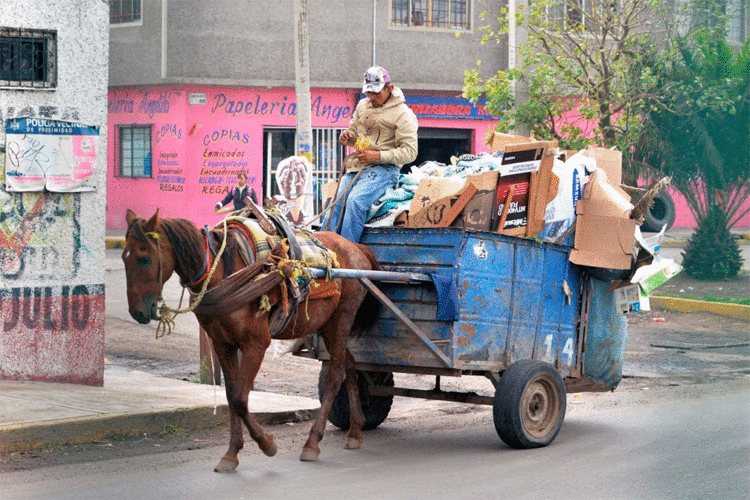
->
[182,226,216,288]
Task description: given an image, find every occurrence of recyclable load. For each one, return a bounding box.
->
[354,130,677,314]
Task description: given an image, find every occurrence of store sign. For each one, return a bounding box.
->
[405,96,494,120]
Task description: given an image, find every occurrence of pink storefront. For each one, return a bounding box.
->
[106,85,497,231]
[106,86,748,231]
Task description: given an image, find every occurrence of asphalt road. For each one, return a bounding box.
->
[2,379,748,500]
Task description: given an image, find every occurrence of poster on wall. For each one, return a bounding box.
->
[4,118,99,192]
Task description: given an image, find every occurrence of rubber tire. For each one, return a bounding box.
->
[640,190,676,233]
[493,360,566,449]
[318,365,394,431]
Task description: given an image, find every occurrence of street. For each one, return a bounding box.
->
[1,248,748,498]
[1,378,748,500]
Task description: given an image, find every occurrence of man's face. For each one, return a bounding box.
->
[366,85,392,108]
[237,175,247,187]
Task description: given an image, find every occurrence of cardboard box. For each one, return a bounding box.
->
[581,147,622,186]
[614,284,642,314]
[451,171,498,231]
[492,141,559,235]
[488,132,533,153]
[569,169,636,270]
[409,177,465,215]
[409,171,499,231]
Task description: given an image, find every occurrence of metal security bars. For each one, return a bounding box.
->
[0,27,57,89]
[391,0,470,29]
[110,0,142,24]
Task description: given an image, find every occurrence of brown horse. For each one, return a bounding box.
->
[122,209,380,471]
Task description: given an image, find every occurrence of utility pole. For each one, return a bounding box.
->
[294,0,313,164]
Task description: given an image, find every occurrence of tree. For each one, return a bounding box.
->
[634,11,748,278]
[635,19,750,229]
[463,0,671,183]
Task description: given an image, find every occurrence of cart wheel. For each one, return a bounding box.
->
[318,365,394,431]
[493,360,566,449]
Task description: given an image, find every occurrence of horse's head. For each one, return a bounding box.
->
[123,209,176,324]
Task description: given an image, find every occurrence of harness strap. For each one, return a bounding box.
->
[182,228,212,287]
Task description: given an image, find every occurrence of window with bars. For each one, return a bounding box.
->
[0,27,56,89]
[110,0,142,24]
[391,0,470,29]
[118,125,152,178]
[547,0,595,30]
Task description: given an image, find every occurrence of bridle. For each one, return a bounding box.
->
[132,218,229,338]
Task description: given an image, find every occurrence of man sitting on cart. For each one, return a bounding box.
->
[322,66,418,243]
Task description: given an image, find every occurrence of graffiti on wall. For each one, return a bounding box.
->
[0,191,80,280]
[0,284,102,332]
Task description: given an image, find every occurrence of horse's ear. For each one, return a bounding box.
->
[144,209,161,234]
[126,209,138,226]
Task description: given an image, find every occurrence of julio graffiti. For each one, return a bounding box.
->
[0,192,80,280]
[0,284,102,331]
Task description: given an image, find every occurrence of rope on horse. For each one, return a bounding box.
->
[154,218,230,338]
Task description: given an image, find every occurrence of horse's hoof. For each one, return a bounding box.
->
[214,457,239,473]
[344,437,363,450]
[299,447,320,461]
[261,435,277,457]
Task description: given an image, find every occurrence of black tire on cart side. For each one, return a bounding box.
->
[493,360,566,449]
[318,364,394,431]
[641,189,677,233]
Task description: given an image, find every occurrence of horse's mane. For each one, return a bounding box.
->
[159,218,207,278]
[127,216,206,278]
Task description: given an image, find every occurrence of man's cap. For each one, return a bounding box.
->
[362,66,390,93]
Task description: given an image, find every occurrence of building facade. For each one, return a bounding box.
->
[106,0,504,229]
[1,1,109,385]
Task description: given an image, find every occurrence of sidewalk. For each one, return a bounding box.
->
[0,363,319,454]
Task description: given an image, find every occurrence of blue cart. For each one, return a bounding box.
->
[300,227,628,448]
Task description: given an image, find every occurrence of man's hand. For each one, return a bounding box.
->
[356,149,381,166]
[338,131,354,145]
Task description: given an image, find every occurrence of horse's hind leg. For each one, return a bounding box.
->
[343,349,365,450]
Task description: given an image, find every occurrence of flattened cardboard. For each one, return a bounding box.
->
[409,177,465,214]
[569,174,636,270]
[581,147,622,186]
[488,132,532,153]
[493,173,530,231]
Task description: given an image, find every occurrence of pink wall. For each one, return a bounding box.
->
[107,86,498,230]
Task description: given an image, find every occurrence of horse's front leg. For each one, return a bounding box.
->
[211,340,245,472]
[211,338,276,473]
[342,349,365,450]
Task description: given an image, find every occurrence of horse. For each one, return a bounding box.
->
[122,209,381,471]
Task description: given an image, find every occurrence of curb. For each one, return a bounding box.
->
[105,237,125,249]
[650,296,750,322]
[0,404,318,454]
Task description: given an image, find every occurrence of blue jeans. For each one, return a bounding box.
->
[322,164,399,242]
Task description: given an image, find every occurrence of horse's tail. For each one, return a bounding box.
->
[351,243,382,338]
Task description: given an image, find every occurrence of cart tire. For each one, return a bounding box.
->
[318,365,394,431]
[493,360,566,449]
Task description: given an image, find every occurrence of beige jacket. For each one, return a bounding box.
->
[343,87,419,172]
